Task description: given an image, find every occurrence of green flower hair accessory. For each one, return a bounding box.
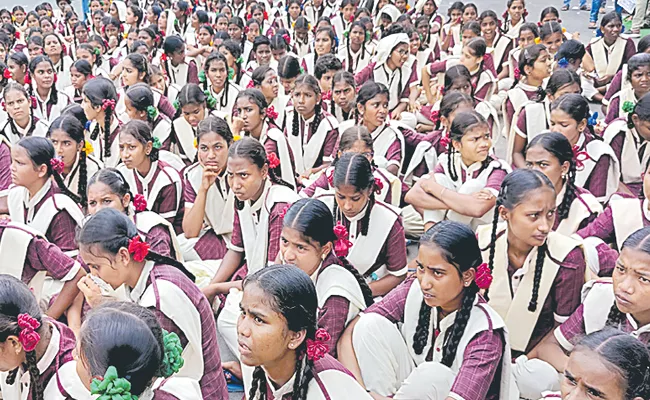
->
[93,48,101,55]
[198,70,206,83]
[173,100,180,110]
[203,90,217,108]
[236,56,243,64]
[161,330,185,377]
[228,67,235,81]
[343,30,349,38]
[90,366,137,400]
[152,136,162,149]
[146,105,158,119]
[623,101,636,114]
[300,67,305,74]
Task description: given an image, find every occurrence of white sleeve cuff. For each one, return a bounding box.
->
[227,243,244,252]
[448,392,467,400]
[554,313,570,323]
[184,202,195,209]
[60,261,82,282]
[554,326,574,352]
[388,266,408,276]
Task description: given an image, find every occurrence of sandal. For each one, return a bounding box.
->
[600,7,606,13]
[580,5,591,10]
[561,5,570,10]
[588,21,598,29]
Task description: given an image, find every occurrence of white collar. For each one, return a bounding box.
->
[128,260,156,302]
[626,313,650,337]
[135,160,158,188]
[263,359,303,399]
[344,201,369,223]
[369,123,387,139]
[19,320,60,386]
[556,183,567,208]
[35,89,53,104]
[453,153,483,179]
[575,133,586,149]
[14,118,33,135]
[436,294,480,332]
[24,179,52,210]
[247,179,271,214]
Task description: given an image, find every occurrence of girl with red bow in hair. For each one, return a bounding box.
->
[339,221,514,400]
[329,0,356,44]
[81,77,122,167]
[238,264,373,399]
[406,111,510,231]
[316,152,407,296]
[75,208,228,399]
[0,275,77,400]
[27,55,71,124]
[0,83,49,145]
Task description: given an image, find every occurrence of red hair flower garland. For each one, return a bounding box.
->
[0,100,4,111]
[24,72,31,85]
[49,158,64,174]
[282,33,291,45]
[267,152,280,168]
[246,80,255,88]
[374,177,383,194]
[17,314,41,352]
[430,110,440,125]
[128,236,150,262]
[263,11,268,20]
[102,99,116,110]
[266,105,278,120]
[321,91,332,101]
[306,328,330,361]
[513,67,521,80]
[475,263,493,290]
[440,133,451,148]
[572,145,589,171]
[133,194,147,212]
[333,222,353,257]
[160,53,168,62]
[2,69,11,80]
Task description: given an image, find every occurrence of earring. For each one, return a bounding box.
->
[561,173,566,179]
[464,281,469,287]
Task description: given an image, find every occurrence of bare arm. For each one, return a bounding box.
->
[419,176,497,218]
[386,163,400,176]
[369,274,405,297]
[527,329,569,373]
[182,166,220,237]
[46,268,84,319]
[404,178,449,210]
[512,134,528,169]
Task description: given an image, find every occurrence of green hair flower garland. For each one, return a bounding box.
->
[161,330,185,378]
[198,70,206,83]
[90,366,137,400]
[623,101,636,114]
[228,67,235,81]
[203,90,217,108]
[173,100,180,110]
[146,105,158,119]
[152,137,162,149]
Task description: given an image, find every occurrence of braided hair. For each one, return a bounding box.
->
[28,55,59,109]
[47,115,88,203]
[161,35,184,80]
[334,126,374,167]
[123,53,150,88]
[331,152,376,236]
[512,44,548,102]
[291,75,322,139]
[331,71,356,121]
[546,68,582,100]
[82,77,117,159]
[87,168,143,215]
[0,275,45,400]
[77,207,194,280]
[346,21,368,73]
[235,88,278,134]
[2,83,37,139]
[121,120,160,162]
[244,265,319,400]
[203,52,231,109]
[413,221,483,365]
[446,110,491,182]
[219,39,244,83]
[486,169,555,310]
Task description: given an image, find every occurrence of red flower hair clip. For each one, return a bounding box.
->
[327,169,334,187]
[24,72,31,85]
[53,73,58,84]
[523,9,528,17]
[572,145,589,171]
[49,158,64,174]
[282,33,291,45]
[160,53,167,62]
[102,99,116,110]
[430,110,440,125]
[128,235,150,262]
[267,152,280,168]
[333,221,353,257]
[306,328,330,361]
[263,11,268,20]
[266,105,278,120]
[279,203,291,219]
[17,314,41,352]
[440,133,451,148]
[475,263,492,290]
[133,193,147,212]
[244,26,250,33]
[246,80,255,88]
[537,21,543,27]
[321,90,332,101]
[374,177,383,194]
[513,67,521,80]
[0,100,5,111]
[30,96,37,109]
[349,14,354,23]
[502,10,508,19]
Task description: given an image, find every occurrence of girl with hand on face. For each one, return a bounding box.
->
[43,33,73,92]
[181,116,234,285]
[75,208,229,399]
[286,74,339,184]
[338,221,514,400]
[27,55,71,123]
[406,111,510,231]
[232,88,297,189]
[116,120,184,234]
[48,115,102,203]
[605,54,650,124]
[237,265,373,399]
[525,132,602,236]
[8,136,85,255]
[201,137,299,301]
[64,60,93,104]
[317,152,407,296]
[510,69,583,167]
[47,301,202,399]
[603,92,650,197]
[160,35,199,90]
[0,276,77,400]
[0,83,49,144]
[81,77,121,167]
[200,51,242,121]
[338,21,373,74]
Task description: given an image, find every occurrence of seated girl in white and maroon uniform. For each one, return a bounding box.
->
[238,264,373,399]
[338,221,514,400]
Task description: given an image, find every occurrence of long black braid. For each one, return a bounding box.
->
[77,150,88,204]
[557,161,577,223]
[484,198,501,301]
[7,110,37,139]
[441,282,479,367]
[606,300,626,328]
[412,299,432,355]
[447,140,458,181]
[102,103,113,159]
[528,241,547,312]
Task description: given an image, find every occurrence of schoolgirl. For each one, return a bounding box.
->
[76,208,228,398]
[476,169,586,357]
[277,54,302,95]
[510,69,583,166]
[244,35,274,73]
[424,37,497,104]
[338,221,513,399]
[304,0,333,26]
[538,21,565,60]
[236,265,372,399]
[354,29,416,123]
[137,26,164,66]
[338,21,373,74]
[525,133,602,237]
[81,77,121,167]
[160,35,199,90]
[547,94,620,202]
[45,302,202,399]
[116,120,183,233]
[201,137,299,301]
[249,65,288,129]
[302,26,337,75]
[290,17,312,58]
[439,2,463,57]
[43,33,72,92]
[170,83,218,165]
[124,83,174,159]
[405,111,510,230]
[602,36,650,111]
[201,51,242,121]
[479,11,513,76]
[47,115,101,203]
[26,35,45,59]
[27,55,70,123]
[413,0,442,49]
[0,82,49,144]
[586,12,636,91]
[68,21,89,59]
[330,71,356,123]
[7,51,27,86]
[75,43,108,79]
[232,88,297,189]
[605,53,650,124]
[502,0,527,38]
[0,275,77,400]
[8,136,84,256]
[12,6,27,32]
[99,17,125,63]
[404,25,434,83]
[187,23,215,68]
[503,44,551,139]
[603,92,650,196]
[285,74,338,183]
[63,60,92,105]
[218,39,247,89]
